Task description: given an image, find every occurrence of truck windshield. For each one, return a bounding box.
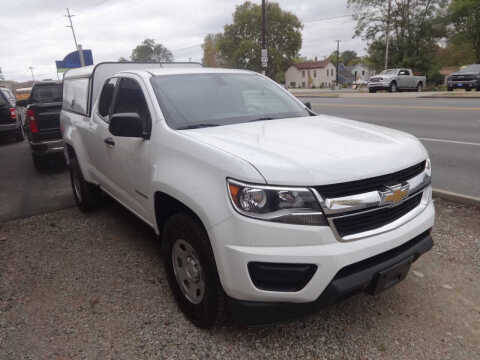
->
[150,73,309,130]
[458,65,480,73]
[31,84,63,103]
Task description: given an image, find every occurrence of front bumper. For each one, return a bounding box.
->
[229,230,433,325]
[210,195,434,304]
[368,82,391,90]
[448,80,478,89]
[30,139,64,156]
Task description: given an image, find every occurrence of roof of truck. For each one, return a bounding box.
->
[63,61,203,80]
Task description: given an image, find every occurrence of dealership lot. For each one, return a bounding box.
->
[0,198,479,359]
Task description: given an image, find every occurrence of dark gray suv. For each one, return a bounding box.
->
[0,87,24,142]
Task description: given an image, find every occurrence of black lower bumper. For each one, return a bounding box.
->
[228,230,433,326]
[448,82,478,90]
[30,139,64,156]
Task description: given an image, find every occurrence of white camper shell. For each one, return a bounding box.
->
[62,62,202,117]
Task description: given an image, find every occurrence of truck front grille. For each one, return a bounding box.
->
[332,193,423,237]
[451,75,475,81]
[314,161,426,199]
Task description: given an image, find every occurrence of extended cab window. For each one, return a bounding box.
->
[98,78,118,118]
[112,78,150,125]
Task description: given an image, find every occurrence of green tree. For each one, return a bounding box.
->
[215,1,303,81]
[201,33,224,67]
[130,39,174,62]
[448,0,480,63]
[328,50,360,66]
[348,0,448,74]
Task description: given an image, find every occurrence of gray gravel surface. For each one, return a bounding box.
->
[1,198,479,359]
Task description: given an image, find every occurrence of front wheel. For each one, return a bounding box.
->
[466,88,472,92]
[69,156,101,212]
[163,213,225,328]
[389,82,398,93]
[448,87,453,92]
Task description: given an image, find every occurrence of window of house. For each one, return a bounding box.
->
[290,81,296,88]
[113,78,151,128]
[302,71,305,78]
[98,78,119,118]
[314,70,317,78]
[302,81,306,88]
[362,70,365,76]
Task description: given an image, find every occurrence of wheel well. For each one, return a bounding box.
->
[65,143,76,159]
[154,192,205,235]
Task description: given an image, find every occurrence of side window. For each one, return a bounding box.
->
[63,78,90,115]
[98,78,118,118]
[112,78,150,125]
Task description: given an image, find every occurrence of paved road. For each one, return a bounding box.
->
[0,138,73,222]
[304,97,480,198]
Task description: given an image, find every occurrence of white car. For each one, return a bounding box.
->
[61,63,434,328]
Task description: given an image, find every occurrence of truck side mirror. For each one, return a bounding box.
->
[109,113,145,138]
[304,102,312,110]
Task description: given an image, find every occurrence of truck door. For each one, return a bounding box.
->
[105,76,154,224]
[397,69,409,89]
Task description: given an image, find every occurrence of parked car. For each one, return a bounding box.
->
[447,64,480,92]
[62,63,434,328]
[368,69,426,93]
[17,81,63,169]
[0,87,24,142]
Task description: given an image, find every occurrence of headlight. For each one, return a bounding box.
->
[227,179,327,225]
[425,158,432,177]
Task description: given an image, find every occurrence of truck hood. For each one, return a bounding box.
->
[182,115,427,186]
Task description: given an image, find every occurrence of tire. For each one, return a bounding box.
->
[466,88,472,92]
[389,82,398,93]
[369,88,376,93]
[417,83,423,92]
[69,156,101,212]
[32,154,45,171]
[16,126,25,142]
[448,87,453,92]
[162,213,226,328]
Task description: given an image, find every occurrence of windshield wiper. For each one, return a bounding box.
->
[177,123,220,130]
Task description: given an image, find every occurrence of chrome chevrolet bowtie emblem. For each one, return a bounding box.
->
[380,184,410,206]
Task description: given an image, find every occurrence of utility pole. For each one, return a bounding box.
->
[261,0,267,76]
[29,66,35,82]
[65,8,85,67]
[385,0,392,70]
[336,40,341,87]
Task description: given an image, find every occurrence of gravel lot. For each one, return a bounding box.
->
[1,198,479,359]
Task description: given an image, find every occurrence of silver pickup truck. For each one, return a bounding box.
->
[368,69,426,93]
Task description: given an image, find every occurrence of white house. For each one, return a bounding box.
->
[285,59,337,89]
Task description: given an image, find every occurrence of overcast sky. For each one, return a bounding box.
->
[0,0,365,82]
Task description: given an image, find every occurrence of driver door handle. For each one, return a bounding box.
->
[104,137,115,147]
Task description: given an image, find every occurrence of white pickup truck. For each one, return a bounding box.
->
[368,68,426,93]
[61,62,434,328]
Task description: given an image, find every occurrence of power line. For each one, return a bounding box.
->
[304,14,353,25]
